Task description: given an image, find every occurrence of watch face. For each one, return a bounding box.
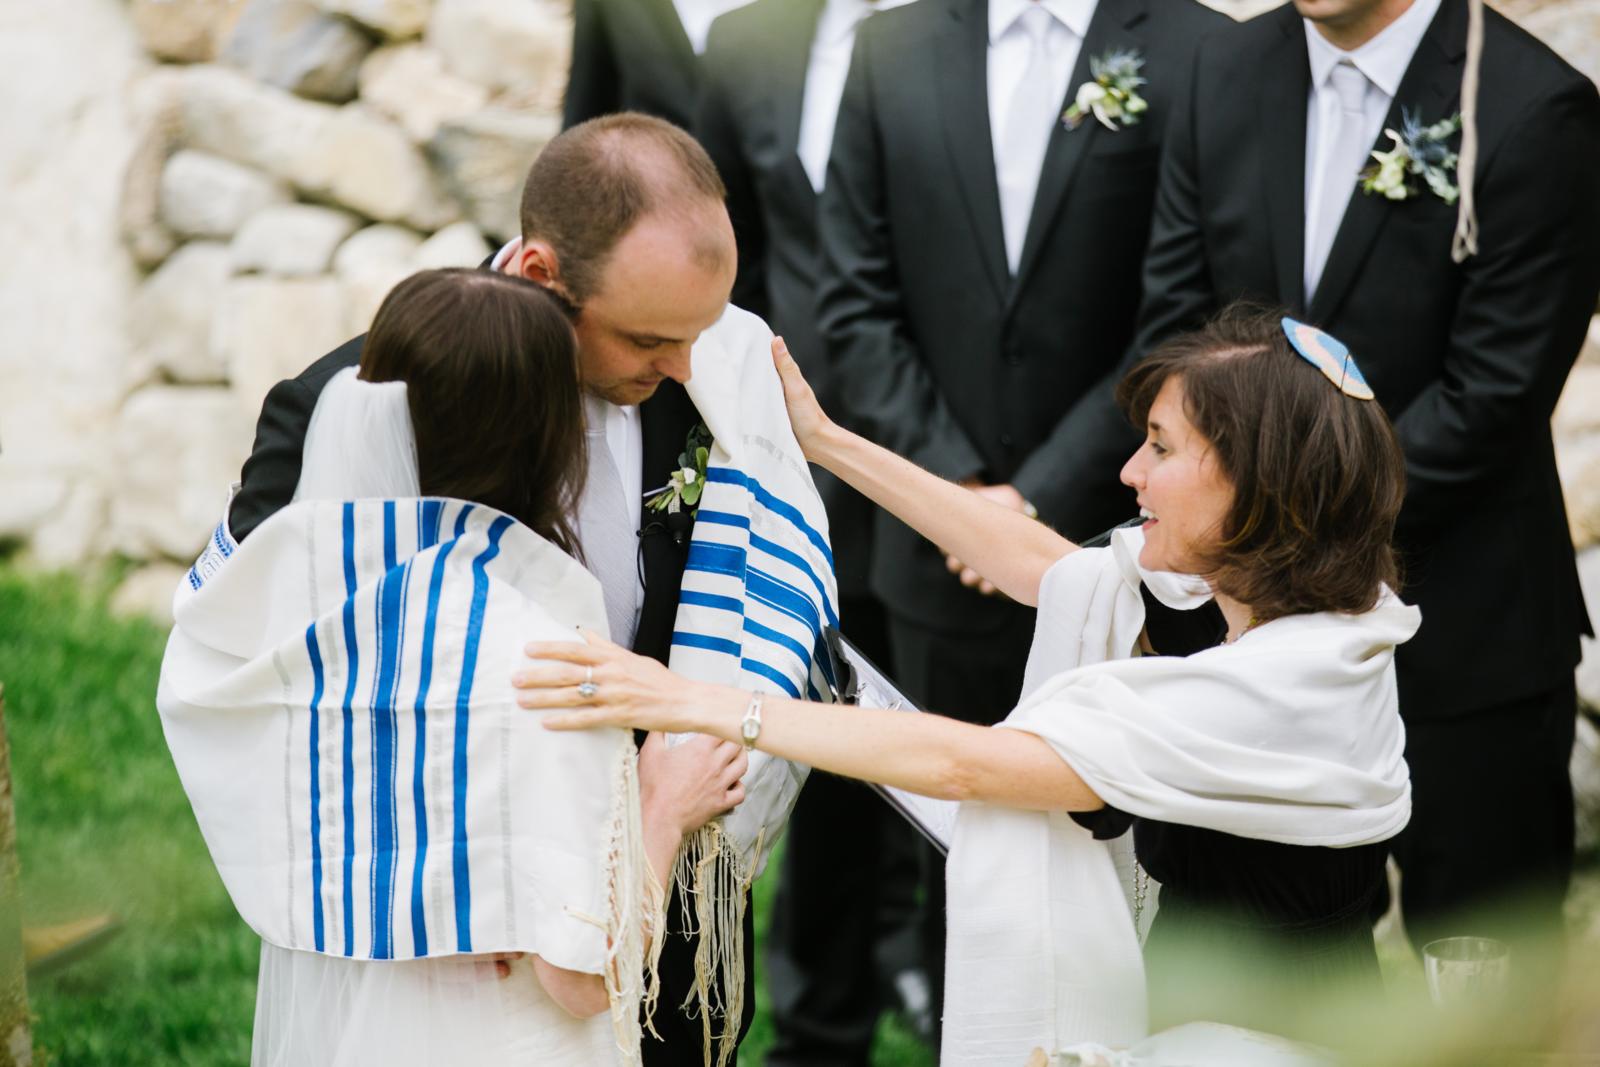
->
[741,717,760,743]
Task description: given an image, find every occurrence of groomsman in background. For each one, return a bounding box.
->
[696,1,929,1061]
[563,0,756,129]
[1124,0,1600,949]
[816,0,1226,1030]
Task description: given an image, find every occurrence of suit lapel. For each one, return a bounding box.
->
[635,379,700,662]
[648,0,700,72]
[1309,0,1464,322]
[1010,0,1146,297]
[935,0,1010,299]
[1258,5,1311,316]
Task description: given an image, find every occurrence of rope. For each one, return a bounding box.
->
[1451,0,1485,262]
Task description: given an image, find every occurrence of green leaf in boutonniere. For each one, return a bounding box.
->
[1360,109,1462,204]
[1063,49,1149,132]
[645,422,713,516]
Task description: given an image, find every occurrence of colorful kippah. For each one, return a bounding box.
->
[1281,317,1375,400]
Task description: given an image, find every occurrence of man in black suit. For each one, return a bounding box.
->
[695,2,928,1061]
[1123,0,1600,947]
[816,0,1227,1030]
[564,0,753,129]
[229,113,763,1066]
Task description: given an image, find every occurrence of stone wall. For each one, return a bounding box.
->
[0,0,1598,682]
[0,0,570,610]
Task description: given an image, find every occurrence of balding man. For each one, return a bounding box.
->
[228,113,773,1066]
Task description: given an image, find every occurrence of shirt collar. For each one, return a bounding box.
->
[989,0,1095,46]
[817,0,918,47]
[1302,0,1440,99]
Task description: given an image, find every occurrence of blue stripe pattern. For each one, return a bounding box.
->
[451,510,508,952]
[420,499,443,550]
[367,502,402,958]
[704,467,834,569]
[674,468,839,703]
[338,503,360,957]
[408,518,458,958]
[305,624,327,952]
[671,631,743,657]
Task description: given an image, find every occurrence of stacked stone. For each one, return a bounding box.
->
[81,0,566,613]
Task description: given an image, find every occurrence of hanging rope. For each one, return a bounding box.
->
[1451,0,1485,262]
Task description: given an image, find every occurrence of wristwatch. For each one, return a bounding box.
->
[740,693,764,751]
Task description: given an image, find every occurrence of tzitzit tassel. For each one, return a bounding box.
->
[1451,0,1484,263]
[670,821,763,1067]
[597,741,667,1065]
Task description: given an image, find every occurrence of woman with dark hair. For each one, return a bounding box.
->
[159,268,743,1066]
[514,305,1420,1062]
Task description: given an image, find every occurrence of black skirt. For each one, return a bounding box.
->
[1075,808,1388,1034]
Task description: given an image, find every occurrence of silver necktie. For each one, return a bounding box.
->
[577,421,640,649]
[1306,61,1372,301]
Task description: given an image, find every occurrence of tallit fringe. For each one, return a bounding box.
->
[669,821,763,1067]
[602,743,668,1067]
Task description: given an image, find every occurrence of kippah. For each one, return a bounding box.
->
[1281,317,1375,401]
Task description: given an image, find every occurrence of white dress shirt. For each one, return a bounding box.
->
[673,0,759,54]
[798,0,920,193]
[1301,0,1440,298]
[988,0,1096,274]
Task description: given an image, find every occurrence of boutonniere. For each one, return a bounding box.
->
[1360,109,1462,204]
[1062,49,1149,132]
[645,422,713,516]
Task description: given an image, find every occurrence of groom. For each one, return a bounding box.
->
[229,113,766,1065]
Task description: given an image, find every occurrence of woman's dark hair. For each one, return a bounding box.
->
[359,268,585,557]
[1114,303,1406,621]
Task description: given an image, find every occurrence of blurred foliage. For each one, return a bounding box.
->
[0,560,256,1066]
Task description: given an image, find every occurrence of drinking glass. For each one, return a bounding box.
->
[1422,936,1510,1007]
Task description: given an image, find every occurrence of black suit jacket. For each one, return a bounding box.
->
[695,0,883,597]
[1126,0,1600,715]
[564,0,701,130]
[816,0,1228,628]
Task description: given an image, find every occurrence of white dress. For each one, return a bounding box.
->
[252,945,621,1066]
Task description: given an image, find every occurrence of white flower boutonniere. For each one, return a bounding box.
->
[1063,49,1149,132]
[645,422,713,515]
[1361,109,1463,204]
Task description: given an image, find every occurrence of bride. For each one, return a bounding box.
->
[158,268,746,1065]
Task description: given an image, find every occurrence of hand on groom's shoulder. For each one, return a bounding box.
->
[228,334,367,543]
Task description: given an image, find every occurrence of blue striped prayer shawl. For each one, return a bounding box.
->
[665,305,840,880]
[160,498,644,972]
[654,305,840,1067]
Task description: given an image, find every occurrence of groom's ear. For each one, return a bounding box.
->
[516,240,569,297]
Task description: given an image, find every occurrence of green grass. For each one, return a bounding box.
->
[0,561,933,1066]
[2,563,257,1066]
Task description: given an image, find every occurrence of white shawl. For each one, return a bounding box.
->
[941,528,1418,1066]
[664,305,840,1065]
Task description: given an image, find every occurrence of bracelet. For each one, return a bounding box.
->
[739,692,764,751]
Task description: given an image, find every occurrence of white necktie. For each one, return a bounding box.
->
[798,0,875,192]
[998,6,1062,275]
[1306,61,1371,301]
[577,423,640,648]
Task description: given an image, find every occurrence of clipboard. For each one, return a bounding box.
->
[823,626,957,854]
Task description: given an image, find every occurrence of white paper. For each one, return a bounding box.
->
[829,632,959,852]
